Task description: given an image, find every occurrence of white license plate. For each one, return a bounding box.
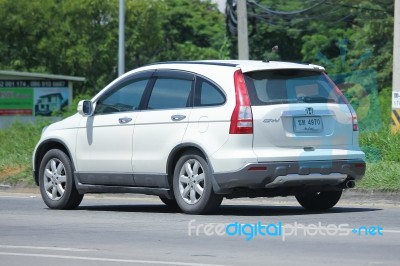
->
[293,116,323,133]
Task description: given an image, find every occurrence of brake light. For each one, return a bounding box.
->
[323,73,358,131]
[229,70,253,134]
[352,115,359,131]
[355,162,365,168]
[334,86,358,131]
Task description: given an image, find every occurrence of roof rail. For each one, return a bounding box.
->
[145,61,239,68]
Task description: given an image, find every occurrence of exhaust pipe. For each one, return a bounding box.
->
[345,180,356,189]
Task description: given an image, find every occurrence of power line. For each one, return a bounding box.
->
[248,0,328,16]
[226,0,390,35]
[322,1,389,14]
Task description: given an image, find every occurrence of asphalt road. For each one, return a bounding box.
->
[0,190,399,266]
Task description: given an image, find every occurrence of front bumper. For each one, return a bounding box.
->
[213,159,366,191]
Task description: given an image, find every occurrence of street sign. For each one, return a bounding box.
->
[392,91,400,109]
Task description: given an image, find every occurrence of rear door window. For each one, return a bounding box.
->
[146,78,193,110]
[244,69,346,105]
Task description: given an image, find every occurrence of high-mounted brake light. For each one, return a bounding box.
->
[229,70,253,134]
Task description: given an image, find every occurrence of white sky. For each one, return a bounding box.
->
[212,0,226,13]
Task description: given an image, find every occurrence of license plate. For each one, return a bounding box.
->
[293,116,323,133]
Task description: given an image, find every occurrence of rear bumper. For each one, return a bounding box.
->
[213,159,365,191]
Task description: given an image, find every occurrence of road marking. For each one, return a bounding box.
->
[0,252,229,266]
[0,195,37,199]
[0,245,95,252]
[382,230,400,234]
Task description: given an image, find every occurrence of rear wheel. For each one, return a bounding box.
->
[295,190,342,210]
[173,151,222,214]
[39,149,83,209]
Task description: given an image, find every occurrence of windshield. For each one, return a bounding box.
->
[244,69,346,105]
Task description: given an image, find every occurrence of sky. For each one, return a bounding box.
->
[212,0,226,13]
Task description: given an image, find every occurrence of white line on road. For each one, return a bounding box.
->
[382,230,400,233]
[0,245,95,252]
[0,252,229,266]
[0,195,37,199]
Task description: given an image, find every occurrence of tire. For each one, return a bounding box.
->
[295,190,342,210]
[159,196,179,209]
[173,151,222,214]
[38,149,83,209]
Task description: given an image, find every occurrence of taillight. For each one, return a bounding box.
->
[323,72,358,132]
[230,70,253,134]
[334,85,358,131]
[352,115,359,131]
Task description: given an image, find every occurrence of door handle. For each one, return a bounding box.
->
[171,115,186,121]
[118,117,132,124]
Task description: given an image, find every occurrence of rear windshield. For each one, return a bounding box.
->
[243,69,346,105]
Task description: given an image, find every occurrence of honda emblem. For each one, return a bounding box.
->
[305,107,314,116]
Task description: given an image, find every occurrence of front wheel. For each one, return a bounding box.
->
[295,190,342,210]
[173,151,222,214]
[39,149,83,209]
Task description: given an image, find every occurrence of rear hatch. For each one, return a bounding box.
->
[243,69,355,149]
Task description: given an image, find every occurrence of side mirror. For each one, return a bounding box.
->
[77,100,94,116]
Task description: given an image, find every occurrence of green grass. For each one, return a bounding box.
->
[359,128,400,189]
[358,161,400,189]
[0,119,49,185]
[0,94,91,185]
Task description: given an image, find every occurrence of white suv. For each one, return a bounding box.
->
[32,60,366,214]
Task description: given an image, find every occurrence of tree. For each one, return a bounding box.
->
[158,0,227,61]
[0,0,227,93]
[225,0,394,90]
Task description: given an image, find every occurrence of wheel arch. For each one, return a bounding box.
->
[33,139,75,185]
[166,143,224,194]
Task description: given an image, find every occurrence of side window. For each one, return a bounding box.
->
[195,79,225,106]
[147,78,192,110]
[95,79,148,115]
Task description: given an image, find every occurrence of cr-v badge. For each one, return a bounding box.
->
[263,118,280,123]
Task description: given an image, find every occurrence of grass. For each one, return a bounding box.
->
[358,128,400,189]
[0,119,49,185]
[359,161,400,189]
[0,94,90,185]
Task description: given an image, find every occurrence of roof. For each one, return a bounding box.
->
[0,70,85,82]
[144,60,325,73]
[200,60,325,72]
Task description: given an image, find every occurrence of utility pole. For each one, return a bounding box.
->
[237,0,249,60]
[392,0,400,131]
[118,0,125,76]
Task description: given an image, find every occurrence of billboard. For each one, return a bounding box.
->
[0,80,69,116]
